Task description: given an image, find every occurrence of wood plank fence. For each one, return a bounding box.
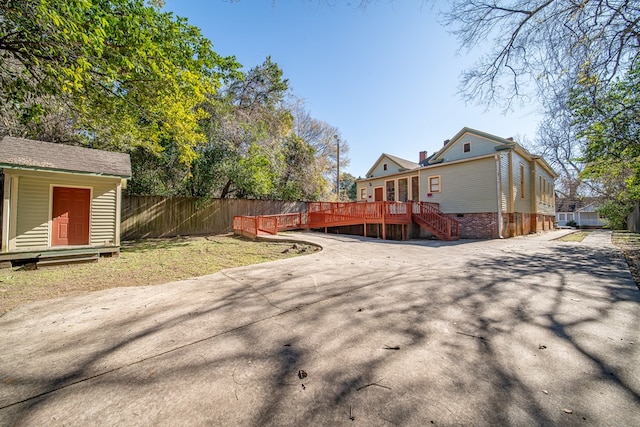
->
[121,195,306,240]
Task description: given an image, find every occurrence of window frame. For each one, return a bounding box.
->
[463,142,471,153]
[397,177,408,202]
[428,175,441,193]
[385,179,395,201]
[410,175,419,201]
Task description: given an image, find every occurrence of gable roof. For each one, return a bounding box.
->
[365,153,419,177]
[429,126,513,163]
[428,127,559,178]
[0,136,131,178]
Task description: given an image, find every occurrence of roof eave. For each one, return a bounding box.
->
[0,163,131,179]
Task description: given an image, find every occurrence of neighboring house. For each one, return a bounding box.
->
[0,136,131,265]
[356,127,558,239]
[556,198,607,228]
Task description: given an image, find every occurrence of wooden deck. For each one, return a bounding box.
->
[233,201,460,241]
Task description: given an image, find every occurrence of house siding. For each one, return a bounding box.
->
[500,152,509,212]
[512,152,531,213]
[369,156,407,177]
[435,133,503,163]
[11,171,120,249]
[420,156,497,213]
[535,163,556,216]
[357,172,418,202]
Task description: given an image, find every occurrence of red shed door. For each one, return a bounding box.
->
[52,187,90,246]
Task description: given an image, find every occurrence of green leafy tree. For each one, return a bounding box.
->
[339,172,358,201]
[570,60,640,228]
[0,0,239,162]
[278,134,320,200]
[197,57,316,200]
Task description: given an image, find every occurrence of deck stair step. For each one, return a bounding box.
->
[37,253,100,267]
[411,202,460,241]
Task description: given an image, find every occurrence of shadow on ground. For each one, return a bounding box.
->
[0,235,638,425]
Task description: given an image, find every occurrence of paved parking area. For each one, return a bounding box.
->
[0,230,638,426]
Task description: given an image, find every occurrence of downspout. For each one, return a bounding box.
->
[495,154,503,238]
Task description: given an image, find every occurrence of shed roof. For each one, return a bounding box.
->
[0,136,131,178]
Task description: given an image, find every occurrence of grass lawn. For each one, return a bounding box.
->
[0,235,319,314]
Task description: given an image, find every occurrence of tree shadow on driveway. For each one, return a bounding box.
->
[0,235,638,425]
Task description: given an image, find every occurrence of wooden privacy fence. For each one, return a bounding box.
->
[121,195,306,240]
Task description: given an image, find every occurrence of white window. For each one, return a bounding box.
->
[429,176,441,193]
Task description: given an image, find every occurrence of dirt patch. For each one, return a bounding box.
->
[0,235,320,314]
[612,231,640,289]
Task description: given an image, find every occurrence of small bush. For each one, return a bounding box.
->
[566,220,577,228]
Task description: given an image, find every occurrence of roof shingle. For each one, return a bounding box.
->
[0,136,131,178]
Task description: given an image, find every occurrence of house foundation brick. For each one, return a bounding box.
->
[447,212,555,239]
[451,212,499,239]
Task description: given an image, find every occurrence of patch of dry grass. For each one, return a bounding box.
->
[612,231,640,289]
[557,230,592,242]
[0,235,319,314]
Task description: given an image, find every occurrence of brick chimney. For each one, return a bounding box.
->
[419,150,428,163]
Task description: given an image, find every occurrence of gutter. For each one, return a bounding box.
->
[0,163,131,179]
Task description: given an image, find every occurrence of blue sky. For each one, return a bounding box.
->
[163,1,542,176]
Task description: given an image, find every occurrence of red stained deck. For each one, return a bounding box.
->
[233,201,459,241]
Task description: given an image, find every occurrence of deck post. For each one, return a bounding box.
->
[382,208,386,240]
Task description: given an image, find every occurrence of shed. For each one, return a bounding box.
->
[0,136,131,265]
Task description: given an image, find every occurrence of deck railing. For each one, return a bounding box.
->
[233,216,258,238]
[307,201,412,225]
[233,201,459,240]
[233,213,309,238]
[412,202,459,240]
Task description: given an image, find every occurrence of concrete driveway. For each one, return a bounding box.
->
[0,230,638,426]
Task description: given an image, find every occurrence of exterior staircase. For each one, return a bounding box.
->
[412,202,460,241]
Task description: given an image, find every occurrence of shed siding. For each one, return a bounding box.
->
[91,184,117,245]
[420,156,497,213]
[437,133,502,163]
[15,177,49,248]
[13,171,120,249]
